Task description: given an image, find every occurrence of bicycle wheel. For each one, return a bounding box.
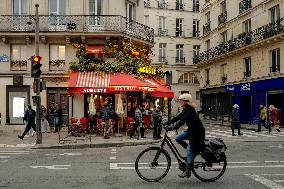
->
[192,153,227,182]
[135,147,171,182]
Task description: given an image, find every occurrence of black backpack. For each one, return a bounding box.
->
[201,138,227,163]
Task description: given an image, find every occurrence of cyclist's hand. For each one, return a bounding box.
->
[164,125,174,131]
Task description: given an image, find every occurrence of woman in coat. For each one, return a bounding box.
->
[231,104,243,136]
[164,93,205,178]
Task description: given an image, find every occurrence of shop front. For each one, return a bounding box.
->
[226,76,284,126]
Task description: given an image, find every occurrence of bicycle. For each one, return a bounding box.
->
[135,126,227,182]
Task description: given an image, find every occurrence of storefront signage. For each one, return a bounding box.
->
[82,88,107,93]
[241,83,251,91]
[225,85,235,92]
[0,54,9,62]
[110,86,155,92]
[138,66,156,75]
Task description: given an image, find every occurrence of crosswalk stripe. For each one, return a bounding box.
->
[212,129,258,138]
[240,130,276,138]
[206,131,235,138]
[0,156,10,159]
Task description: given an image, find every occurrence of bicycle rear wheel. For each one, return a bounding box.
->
[192,153,227,182]
[135,147,171,182]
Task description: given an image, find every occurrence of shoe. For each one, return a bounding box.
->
[232,133,236,136]
[238,133,243,136]
[18,135,23,140]
[178,164,191,178]
[276,129,281,132]
[255,130,261,132]
[104,136,110,139]
[31,131,35,137]
[141,136,146,138]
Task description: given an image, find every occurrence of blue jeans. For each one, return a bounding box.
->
[176,131,193,164]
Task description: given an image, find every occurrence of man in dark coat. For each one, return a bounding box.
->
[231,104,243,136]
[152,106,162,140]
[18,105,36,140]
[164,93,205,178]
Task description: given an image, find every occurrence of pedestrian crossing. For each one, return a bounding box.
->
[206,126,284,140]
[0,150,30,164]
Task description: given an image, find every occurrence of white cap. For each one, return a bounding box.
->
[178,93,192,102]
[233,104,239,109]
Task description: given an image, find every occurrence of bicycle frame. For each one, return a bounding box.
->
[153,131,186,163]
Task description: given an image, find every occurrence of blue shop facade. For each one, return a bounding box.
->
[226,77,284,126]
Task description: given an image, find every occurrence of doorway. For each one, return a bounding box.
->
[240,96,252,124]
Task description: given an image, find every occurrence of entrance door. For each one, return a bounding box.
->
[47,88,69,128]
[267,91,283,125]
[240,96,252,124]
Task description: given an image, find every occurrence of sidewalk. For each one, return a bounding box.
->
[0,126,159,149]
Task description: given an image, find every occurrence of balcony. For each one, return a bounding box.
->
[144,0,150,8]
[203,21,211,35]
[239,0,252,15]
[158,28,168,36]
[49,60,66,71]
[205,79,210,85]
[0,15,154,43]
[243,71,251,78]
[218,11,227,26]
[176,2,185,10]
[270,65,280,73]
[158,1,168,9]
[176,57,185,64]
[10,60,27,71]
[194,17,284,65]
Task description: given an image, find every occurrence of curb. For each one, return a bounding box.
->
[32,140,160,150]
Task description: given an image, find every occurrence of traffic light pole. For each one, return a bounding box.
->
[35,4,42,144]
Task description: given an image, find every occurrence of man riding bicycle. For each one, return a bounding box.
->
[164,93,205,178]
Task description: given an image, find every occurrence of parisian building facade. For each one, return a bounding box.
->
[0,0,152,126]
[144,0,201,114]
[195,0,284,125]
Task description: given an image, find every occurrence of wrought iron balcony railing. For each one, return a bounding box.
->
[270,65,280,73]
[144,0,151,8]
[49,60,66,71]
[218,11,227,26]
[193,18,284,65]
[221,74,227,83]
[203,21,211,35]
[239,0,252,15]
[158,28,168,36]
[176,2,185,10]
[10,60,27,71]
[176,57,185,63]
[244,71,251,78]
[158,1,168,9]
[205,79,210,85]
[0,15,154,43]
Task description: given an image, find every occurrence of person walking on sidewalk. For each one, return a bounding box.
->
[130,105,143,139]
[231,104,243,136]
[52,102,61,133]
[268,105,281,133]
[102,102,111,139]
[40,105,50,133]
[18,105,36,140]
[152,106,162,140]
[256,105,267,132]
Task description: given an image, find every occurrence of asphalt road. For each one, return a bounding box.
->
[0,127,284,189]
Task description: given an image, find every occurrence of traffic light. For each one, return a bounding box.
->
[31,55,42,78]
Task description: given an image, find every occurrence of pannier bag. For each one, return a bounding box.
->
[201,138,227,163]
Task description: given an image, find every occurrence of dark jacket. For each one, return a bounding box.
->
[166,104,205,155]
[231,109,240,129]
[23,108,36,125]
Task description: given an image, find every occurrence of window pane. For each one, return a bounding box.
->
[12,45,20,60]
[50,0,57,14]
[89,0,95,14]
[21,0,27,14]
[50,45,58,60]
[58,45,65,60]
[13,0,20,14]
[97,0,103,14]
[59,0,66,15]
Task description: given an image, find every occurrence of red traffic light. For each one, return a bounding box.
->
[33,55,42,63]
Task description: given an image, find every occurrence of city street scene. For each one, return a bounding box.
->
[0,0,284,188]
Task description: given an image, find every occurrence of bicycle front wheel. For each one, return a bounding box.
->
[192,153,227,182]
[135,147,171,182]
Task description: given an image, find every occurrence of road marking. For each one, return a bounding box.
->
[228,161,258,164]
[30,165,72,170]
[111,151,117,154]
[110,156,117,160]
[274,180,284,183]
[206,130,235,138]
[0,160,9,163]
[245,174,284,189]
[0,156,10,159]
[265,161,284,163]
[214,129,258,138]
[240,130,276,138]
[0,151,29,153]
[111,149,116,152]
[59,152,81,156]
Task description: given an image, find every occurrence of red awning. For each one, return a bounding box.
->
[68,72,156,94]
[87,45,104,54]
[144,78,174,98]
